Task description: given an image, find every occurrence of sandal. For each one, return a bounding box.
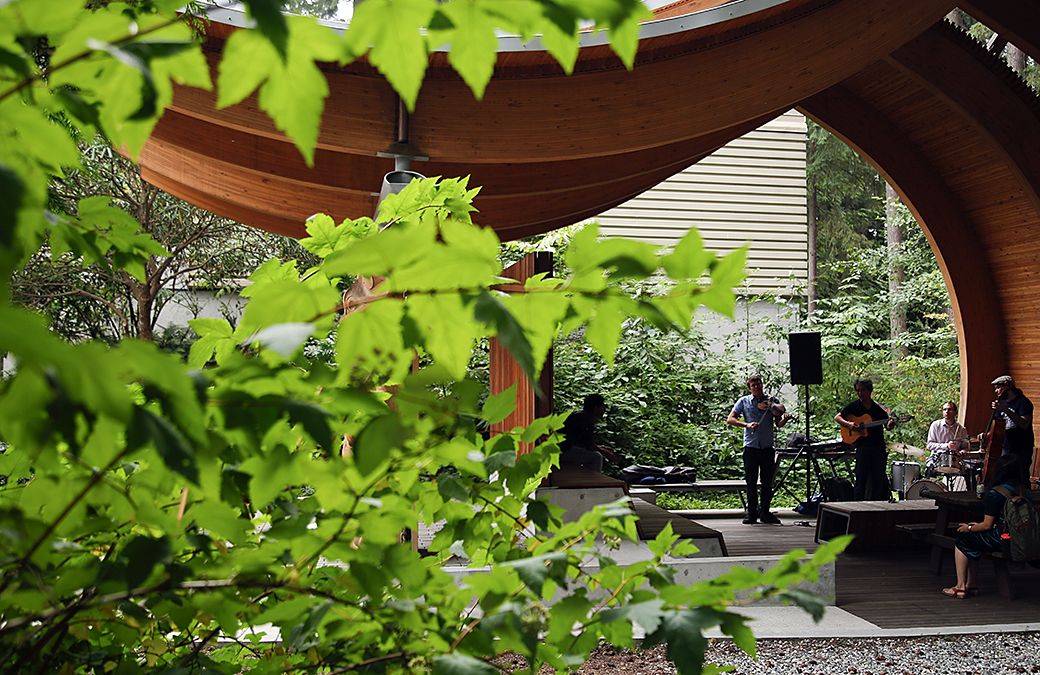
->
[965,587,980,596]
[942,587,967,598]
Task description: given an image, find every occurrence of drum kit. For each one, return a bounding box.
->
[887,441,985,499]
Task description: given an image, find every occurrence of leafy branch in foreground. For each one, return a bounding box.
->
[1,2,847,675]
[0,178,842,675]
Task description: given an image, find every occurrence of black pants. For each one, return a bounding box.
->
[743,446,776,513]
[854,447,889,501]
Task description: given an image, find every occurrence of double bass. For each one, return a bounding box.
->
[978,398,1006,488]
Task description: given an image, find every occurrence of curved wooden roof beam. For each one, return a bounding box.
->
[886,24,1040,220]
[799,85,1004,431]
[962,0,1040,64]
[143,0,957,239]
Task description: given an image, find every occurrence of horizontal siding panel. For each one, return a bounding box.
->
[595,110,807,294]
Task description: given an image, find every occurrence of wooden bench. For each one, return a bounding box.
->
[642,480,748,509]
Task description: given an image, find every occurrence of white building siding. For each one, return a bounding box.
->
[596,110,807,296]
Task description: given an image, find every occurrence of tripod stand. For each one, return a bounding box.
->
[772,383,849,507]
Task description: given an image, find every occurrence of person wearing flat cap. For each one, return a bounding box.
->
[990,375,1034,462]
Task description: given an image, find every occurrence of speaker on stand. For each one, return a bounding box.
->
[787,332,823,510]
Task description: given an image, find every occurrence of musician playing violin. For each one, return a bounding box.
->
[835,378,896,501]
[989,375,1033,463]
[726,374,793,525]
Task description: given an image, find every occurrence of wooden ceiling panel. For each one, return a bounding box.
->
[145,0,956,242]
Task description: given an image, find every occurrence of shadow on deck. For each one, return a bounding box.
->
[704,511,1040,629]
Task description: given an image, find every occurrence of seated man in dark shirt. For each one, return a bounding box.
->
[560,394,617,472]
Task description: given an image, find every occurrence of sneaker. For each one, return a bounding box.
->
[759,511,781,525]
[742,513,758,525]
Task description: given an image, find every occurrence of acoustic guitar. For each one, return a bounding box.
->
[840,413,914,444]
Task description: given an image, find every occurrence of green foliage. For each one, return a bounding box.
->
[806,121,885,298]
[13,135,315,344]
[0,2,848,673]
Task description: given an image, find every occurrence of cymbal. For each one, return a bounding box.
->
[887,442,926,457]
[936,466,963,475]
[964,452,987,460]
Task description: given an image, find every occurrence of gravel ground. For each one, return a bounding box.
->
[566,634,1040,675]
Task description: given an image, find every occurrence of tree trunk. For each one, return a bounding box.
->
[1006,43,1026,74]
[886,182,908,359]
[807,182,818,320]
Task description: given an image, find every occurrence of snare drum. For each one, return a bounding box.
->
[935,449,959,471]
[906,478,946,499]
[891,461,921,496]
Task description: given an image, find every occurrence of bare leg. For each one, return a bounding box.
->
[944,547,972,596]
[965,557,979,590]
[953,547,970,590]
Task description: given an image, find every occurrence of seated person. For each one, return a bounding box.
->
[942,455,1030,598]
[559,394,617,473]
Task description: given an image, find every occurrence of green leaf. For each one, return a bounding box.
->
[188,317,237,367]
[777,588,828,623]
[432,0,499,100]
[526,499,552,530]
[436,474,469,502]
[252,322,316,358]
[283,399,334,452]
[346,0,437,112]
[0,161,24,247]
[605,1,651,70]
[501,551,567,596]
[127,406,199,484]
[242,0,290,59]
[599,599,666,635]
[644,608,718,675]
[300,213,376,257]
[662,228,713,280]
[239,279,339,337]
[405,293,479,379]
[122,535,171,589]
[241,445,295,511]
[353,413,408,476]
[584,295,629,365]
[335,297,410,379]
[217,28,281,109]
[432,653,499,675]
[472,289,535,382]
[483,450,516,473]
[218,16,343,164]
[480,382,516,426]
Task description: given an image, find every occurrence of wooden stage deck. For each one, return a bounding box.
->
[706,511,1040,629]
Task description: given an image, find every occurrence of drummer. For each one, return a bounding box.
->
[925,401,969,487]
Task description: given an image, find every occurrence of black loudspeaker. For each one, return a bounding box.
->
[789,331,823,385]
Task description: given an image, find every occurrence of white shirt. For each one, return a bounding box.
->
[926,418,968,465]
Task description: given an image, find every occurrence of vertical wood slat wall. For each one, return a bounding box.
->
[489,252,554,455]
[595,110,808,296]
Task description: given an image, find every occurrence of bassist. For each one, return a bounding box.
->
[835,378,896,501]
[989,375,1034,463]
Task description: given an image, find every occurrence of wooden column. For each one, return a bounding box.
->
[489,252,554,454]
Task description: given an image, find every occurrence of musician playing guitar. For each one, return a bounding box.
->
[835,378,897,501]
